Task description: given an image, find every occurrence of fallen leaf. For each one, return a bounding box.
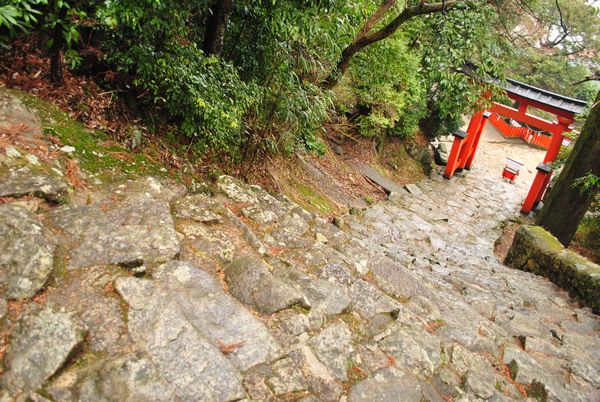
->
[216,339,245,355]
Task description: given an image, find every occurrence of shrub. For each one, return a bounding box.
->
[345,34,426,140]
[112,43,256,157]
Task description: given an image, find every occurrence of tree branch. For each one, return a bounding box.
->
[322,0,462,89]
[360,0,397,36]
[572,71,600,85]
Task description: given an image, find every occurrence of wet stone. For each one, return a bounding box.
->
[75,353,176,402]
[1,307,84,397]
[217,175,258,203]
[348,368,426,402]
[308,321,354,381]
[115,272,246,401]
[225,255,306,314]
[49,193,179,269]
[153,261,280,371]
[279,269,351,318]
[281,314,310,336]
[0,165,68,202]
[174,194,225,224]
[0,203,55,299]
[240,205,279,225]
[348,279,402,320]
[266,351,309,395]
[44,267,131,355]
[379,328,441,375]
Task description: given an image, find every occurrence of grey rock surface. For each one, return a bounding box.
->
[75,353,176,402]
[153,261,280,370]
[308,321,354,381]
[379,328,441,375]
[348,368,426,402]
[115,272,246,402]
[266,351,309,395]
[225,255,306,314]
[49,193,179,269]
[0,165,68,202]
[1,307,84,396]
[0,203,55,299]
[0,117,598,401]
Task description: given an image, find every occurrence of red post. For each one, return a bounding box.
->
[543,116,572,164]
[535,172,553,205]
[443,129,468,179]
[458,111,484,169]
[464,111,491,170]
[521,164,553,214]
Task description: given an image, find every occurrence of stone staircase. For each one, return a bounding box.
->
[1,151,599,401]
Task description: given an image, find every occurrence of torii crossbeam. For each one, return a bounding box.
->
[443,78,588,214]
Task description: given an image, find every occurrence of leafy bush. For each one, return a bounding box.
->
[416,3,507,138]
[344,33,426,140]
[116,43,256,156]
[0,0,45,39]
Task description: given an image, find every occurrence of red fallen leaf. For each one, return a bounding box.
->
[387,355,396,367]
[217,339,245,355]
[65,159,89,189]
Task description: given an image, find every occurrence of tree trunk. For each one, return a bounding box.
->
[49,1,67,84]
[536,91,600,246]
[203,0,233,56]
[322,0,459,89]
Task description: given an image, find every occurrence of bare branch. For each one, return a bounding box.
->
[360,0,397,36]
[572,71,600,85]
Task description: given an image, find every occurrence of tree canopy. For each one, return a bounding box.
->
[0,0,598,161]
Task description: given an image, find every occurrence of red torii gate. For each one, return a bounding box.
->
[443,79,587,214]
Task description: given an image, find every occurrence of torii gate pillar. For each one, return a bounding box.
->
[520,116,573,214]
[442,78,586,214]
[442,111,491,179]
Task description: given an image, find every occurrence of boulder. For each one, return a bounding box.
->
[225,255,306,314]
[49,194,179,269]
[1,307,84,396]
[115,272,246,401]
[307,321,354,381]
[0,203,55,299]
[0,165,68,202]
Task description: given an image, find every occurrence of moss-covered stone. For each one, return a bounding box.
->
[5,88,169,180]
[505,225,600,313]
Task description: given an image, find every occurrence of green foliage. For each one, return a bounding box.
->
[347,34,426,139]
[217,1,340,155]
[3,0,597,165]
[0,0,45,37]
[45,0,85,48]
[574,215,600,261]
[573,173,600,194]
[416,2,508,138]
[503,0,600,103]
[121,43,256,156]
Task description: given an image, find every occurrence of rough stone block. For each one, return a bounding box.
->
[505,225,600,313]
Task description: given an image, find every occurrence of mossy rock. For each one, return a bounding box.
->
[505,225,600,313]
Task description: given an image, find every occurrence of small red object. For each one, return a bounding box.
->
[502,158,523,183]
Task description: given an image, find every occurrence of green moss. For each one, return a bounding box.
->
[507,359,519,381]
[528,380,548,401]
[339,312,365,339]
[524,226,564,253]
[12,89,171,180]
[293,181,333,214]
[48,244,69,287]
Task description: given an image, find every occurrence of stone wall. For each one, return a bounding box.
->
[505,225,600,314]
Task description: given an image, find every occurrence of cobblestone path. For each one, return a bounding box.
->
[2,106,598,400]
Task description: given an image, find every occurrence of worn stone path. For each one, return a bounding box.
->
[1,99,598,401]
